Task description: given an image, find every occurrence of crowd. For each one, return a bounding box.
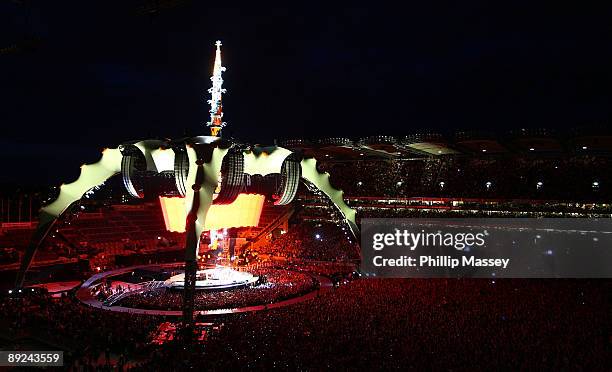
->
[132,278,611,371]
[118,269,317,311]
[1,271,609,370]
[319,155,612,200]
[91,281,138,302]
[252,222,359,261]
[0,293,159,370]
[351,206,612,222]
[286,261,358,277]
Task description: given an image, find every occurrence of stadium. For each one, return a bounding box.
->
[3,122,610,368]
[1,5,611,370]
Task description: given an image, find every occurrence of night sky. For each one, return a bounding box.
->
[1,2,612,186]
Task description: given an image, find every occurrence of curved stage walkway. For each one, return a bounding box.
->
[76,264,332,317]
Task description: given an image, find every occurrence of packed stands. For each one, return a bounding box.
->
[250,221,358,261]
[319,155,611,200]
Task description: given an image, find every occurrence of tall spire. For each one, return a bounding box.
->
[207,40,226,137]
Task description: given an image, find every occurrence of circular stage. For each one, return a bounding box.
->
[164,266,259,290]
[76,263,332,316]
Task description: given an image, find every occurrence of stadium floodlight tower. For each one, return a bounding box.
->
[15,40,359,338]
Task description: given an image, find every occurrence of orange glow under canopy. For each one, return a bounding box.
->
[159,194,265,233]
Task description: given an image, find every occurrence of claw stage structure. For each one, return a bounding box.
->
[15,41,359,336]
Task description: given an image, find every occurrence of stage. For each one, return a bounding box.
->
[75,263,331,316]
[164,266,259,290]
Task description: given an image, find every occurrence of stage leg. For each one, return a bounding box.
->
[181,161,205,341]
[182,255,197,341]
